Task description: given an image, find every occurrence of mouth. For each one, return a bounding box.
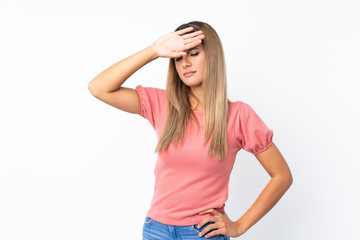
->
[184,71,197,78]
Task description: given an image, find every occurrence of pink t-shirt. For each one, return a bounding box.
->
[135,85,273,226]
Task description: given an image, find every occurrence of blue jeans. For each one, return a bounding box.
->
[143,215,230,240]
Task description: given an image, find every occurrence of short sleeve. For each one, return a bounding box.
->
[235,102,274,154]
[135,84,165,128]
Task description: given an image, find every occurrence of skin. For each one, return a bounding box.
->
[197,143,293,238]
[89,26,293,238]
[152,27,206,111]
[154,28,293,238]
[174,44,205,111]
[88,27,205,113]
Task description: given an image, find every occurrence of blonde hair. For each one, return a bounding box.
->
[154,21,229,161]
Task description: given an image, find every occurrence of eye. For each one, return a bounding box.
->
[190,52,199,56]
[175,57,183,62]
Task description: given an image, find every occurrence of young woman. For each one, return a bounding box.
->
[88,21,293,240]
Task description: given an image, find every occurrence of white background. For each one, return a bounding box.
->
[1,0,359,239]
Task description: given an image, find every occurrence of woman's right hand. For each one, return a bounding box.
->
[151,27,205,59]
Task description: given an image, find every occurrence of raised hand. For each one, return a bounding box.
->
[151,27,205,58]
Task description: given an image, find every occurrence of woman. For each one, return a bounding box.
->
[88,21,293,239]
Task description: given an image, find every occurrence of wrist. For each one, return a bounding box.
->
[235,219,248,236]
[147,43,160,60]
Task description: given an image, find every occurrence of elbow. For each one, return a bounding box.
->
[280,163,293,190]
[287,172,293,189]
[273,171,293,192]
[283,171,293,190]
[88,81,100,97]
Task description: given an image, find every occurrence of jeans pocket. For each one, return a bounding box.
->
[144,215,153,224]
[191,222,230,239]
[191,224,201,234]
[191,221,217,234]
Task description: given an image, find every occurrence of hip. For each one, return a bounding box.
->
[142,215,230,240]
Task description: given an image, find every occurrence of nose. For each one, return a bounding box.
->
[182,55,191,68]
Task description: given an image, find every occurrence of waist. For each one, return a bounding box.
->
[147,203,226,225]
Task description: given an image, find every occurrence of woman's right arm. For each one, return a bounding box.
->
[88,45,158,114]
[87,27,204,114]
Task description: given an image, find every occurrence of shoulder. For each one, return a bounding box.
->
[228,100,250,115]
[228,100,264,124]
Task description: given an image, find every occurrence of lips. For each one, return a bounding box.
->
[184,71,196,77]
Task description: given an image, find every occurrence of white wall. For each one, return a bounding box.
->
[0,0,359,239]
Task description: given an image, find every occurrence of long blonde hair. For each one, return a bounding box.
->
[154,21,229,161]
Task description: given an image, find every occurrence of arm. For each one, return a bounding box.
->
[88,45,158,96]
[197,142,293,238]
[87,27,204,114]
[235,142,293,235]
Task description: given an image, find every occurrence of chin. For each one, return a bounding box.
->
[189,82,203,88]
[181,79,203,88]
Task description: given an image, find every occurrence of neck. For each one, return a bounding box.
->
[190,85,203,111]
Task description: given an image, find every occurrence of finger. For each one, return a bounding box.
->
[184,41,201,50]
[199,208,220,216]
[199,208,215,215]
[184,34,205,45]
[199,223,219,237]
[203,229,223,238]
[175,26,194,35]
[167,51,186,58]
[197,216,216,228]
[181,30,203,40]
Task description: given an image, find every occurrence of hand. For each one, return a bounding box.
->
[197,208,245,238]
[151,27,205,58]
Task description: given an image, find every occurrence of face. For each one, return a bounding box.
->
[174,44,205,89]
